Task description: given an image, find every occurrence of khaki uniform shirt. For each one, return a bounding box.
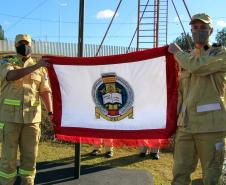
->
[175,44,226,133]
[0,56,51,123]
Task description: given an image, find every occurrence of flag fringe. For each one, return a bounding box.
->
[56,134,171,148]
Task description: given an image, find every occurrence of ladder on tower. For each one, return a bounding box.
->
[137,0,168,50]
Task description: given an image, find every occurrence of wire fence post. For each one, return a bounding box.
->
[74,0,84,180]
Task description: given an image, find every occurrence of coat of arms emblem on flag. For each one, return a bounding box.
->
[92,73,134,122]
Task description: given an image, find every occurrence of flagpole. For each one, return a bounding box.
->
[74,0,84,179]
[78,0,84,57]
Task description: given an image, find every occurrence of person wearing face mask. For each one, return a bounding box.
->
[0,34,53,185]
[168,13,226,185]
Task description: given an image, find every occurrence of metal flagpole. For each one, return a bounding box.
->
[74,0,84,179]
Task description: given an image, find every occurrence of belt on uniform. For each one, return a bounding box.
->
[196,103,221,112]
[3,98,21,106]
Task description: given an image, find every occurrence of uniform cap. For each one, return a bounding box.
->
[15,34,32,44]
[189,13,212,25]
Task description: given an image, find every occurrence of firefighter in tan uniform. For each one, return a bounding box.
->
[169,13,226,185]
[0,34,53,185]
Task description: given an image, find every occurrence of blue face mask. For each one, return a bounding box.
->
[16,44,32,56]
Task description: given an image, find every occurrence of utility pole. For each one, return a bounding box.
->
[74,0,84,179]
[78,0,84,57]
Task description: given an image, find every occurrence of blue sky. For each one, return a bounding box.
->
[0,0,226,48]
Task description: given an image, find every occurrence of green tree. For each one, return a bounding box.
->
[174,32,194,52]
[0,25,5,40]
[216,28,226,46]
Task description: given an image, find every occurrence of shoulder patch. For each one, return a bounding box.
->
[2,56,20,65]
[0,59,9,65]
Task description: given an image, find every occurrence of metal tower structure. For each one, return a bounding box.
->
[137,0,168,50]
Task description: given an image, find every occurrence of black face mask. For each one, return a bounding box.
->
[16,44,32,56]
[192,30,210,45]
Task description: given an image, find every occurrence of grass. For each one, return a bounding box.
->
[36,141,203,185]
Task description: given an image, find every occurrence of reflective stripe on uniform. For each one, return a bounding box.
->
[31,100,39,106]
[196,103,221,112]
[0,170,17,179]
[3,98,21,106]
[18,168,36,177]
[0,123,4,129]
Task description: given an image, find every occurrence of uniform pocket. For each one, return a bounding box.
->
[180,71,191,89]
[31,99,40,107]
[212,142,225,167]
[31,73,41,90]
[1,104,14,118]
[177,104,187,127]
[177,113,184,126]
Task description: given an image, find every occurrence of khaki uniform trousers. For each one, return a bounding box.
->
[140,146,159,154]
[94,139,114,153]
[94,146,113,152]
[0,122,41,185]
[172,130,225,185]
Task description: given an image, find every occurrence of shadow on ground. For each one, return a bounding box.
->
[14,154,152,185]
[13,153,203,185]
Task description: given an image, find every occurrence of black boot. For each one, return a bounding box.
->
[105,151,113,158]
[90,149,101,156]
[150,152,159,160]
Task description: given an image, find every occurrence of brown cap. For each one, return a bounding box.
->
[15,34,32,44]
[189,13,212,25]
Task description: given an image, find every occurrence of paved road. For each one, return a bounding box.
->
[15,162,153,185]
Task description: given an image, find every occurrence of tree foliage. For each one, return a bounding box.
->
[174,32,194,52]
[0,25,5,40]
[216,28,226,46]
